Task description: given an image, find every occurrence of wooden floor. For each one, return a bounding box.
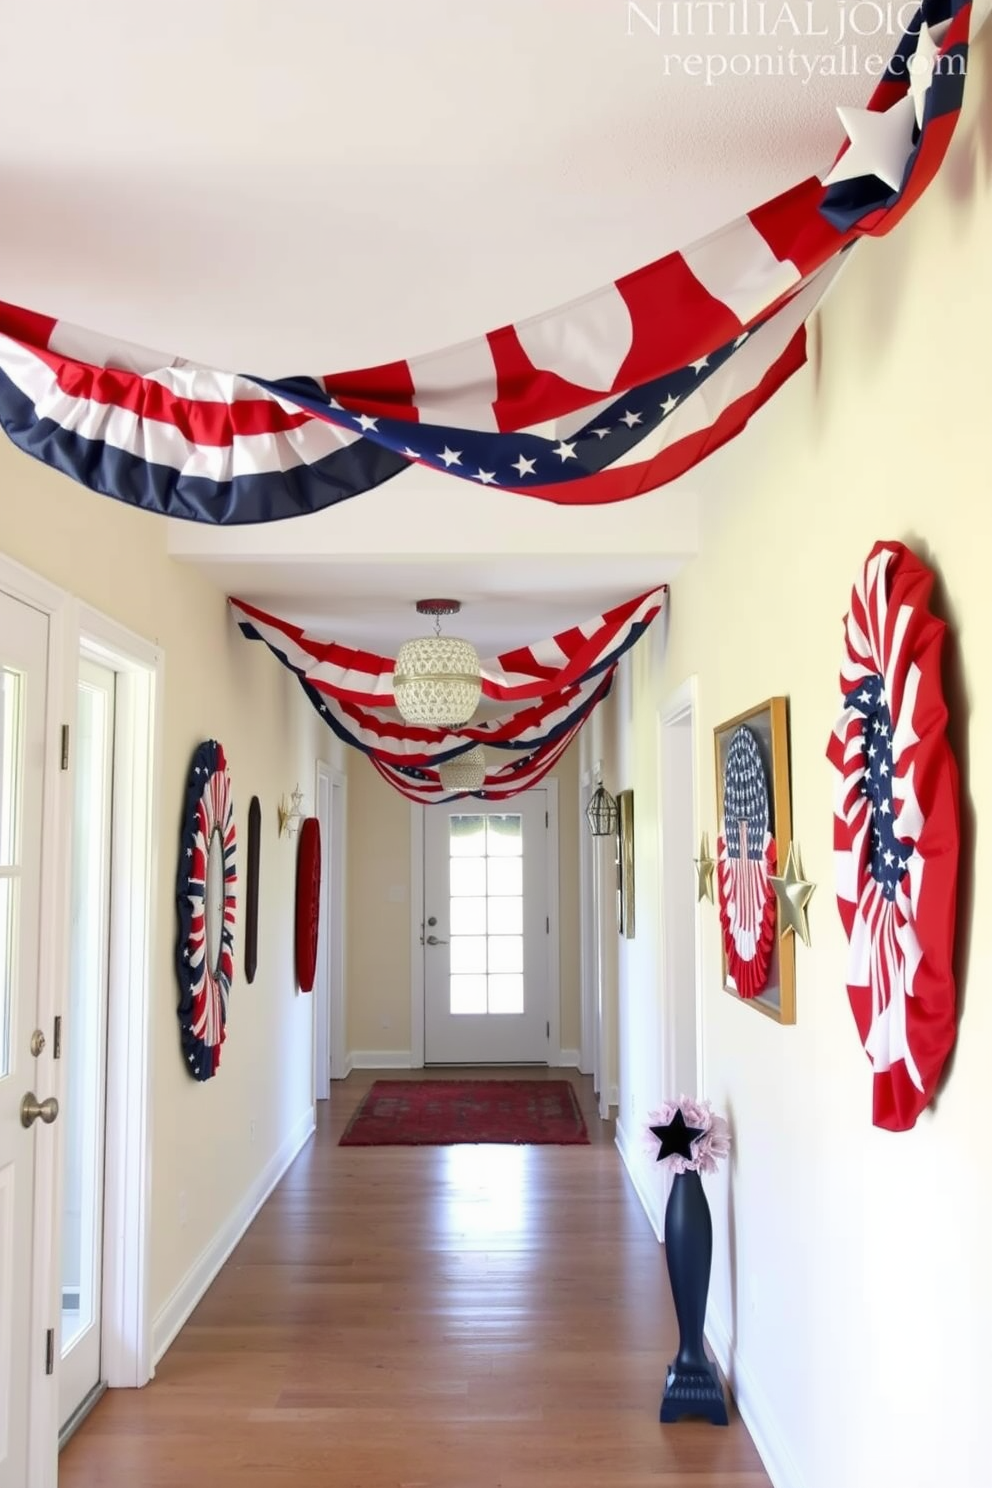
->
[60,1069,770,1488]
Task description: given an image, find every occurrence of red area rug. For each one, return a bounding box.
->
[339,1079,590,1146]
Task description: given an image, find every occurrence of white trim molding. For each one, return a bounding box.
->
[705,1307,807,1488]
[349,1050,415,1069]
[557,1047,581,1068]
[79,605,163,1391]
[614,1119,664,1242]
[152,1107,315,1366]
[409,804,425,1068]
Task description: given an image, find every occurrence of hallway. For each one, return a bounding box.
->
[60,1071,770,1488]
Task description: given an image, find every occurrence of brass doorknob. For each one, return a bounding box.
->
[21,1093,59,1129]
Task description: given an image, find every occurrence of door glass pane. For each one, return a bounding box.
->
[488,974,524,1015]
[450,897,486,935]
[450,974,487,1015]
[487,898,522,935]
[450,935,486,975]
[485,815,522,856]
[62,675,112,1355]
[0,667,23,1079]
[488,937,523,974]
[487,857,522,897]
[450,816,485,856]
[447,812,525,1018]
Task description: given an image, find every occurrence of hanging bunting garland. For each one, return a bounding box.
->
[0,0,971,524]
[826,541,959,1131]
[716,726,777,999]
[175,740,237,1081]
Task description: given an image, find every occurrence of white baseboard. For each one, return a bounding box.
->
[705,1306,806,1488]
[607,1083,619,1109]
[614,1117,664,1242]
[349,1049,414,1069]
[557,1047,580,1067]
[151,1105,316,1366]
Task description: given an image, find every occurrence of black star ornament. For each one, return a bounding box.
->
[649,1108,705,1163]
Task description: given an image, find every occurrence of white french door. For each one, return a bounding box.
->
[0,590,53,1488]
[423,791,549,1064]
[59,658,114,1431]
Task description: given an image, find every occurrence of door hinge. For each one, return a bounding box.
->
[546,1021,550,1040]
[545,810,548,828]
[45,1328,55,1375]
[546,916,550,934]
[60,724,70,771]
[53,1015,62,1060]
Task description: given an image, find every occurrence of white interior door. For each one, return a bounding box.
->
[59,658,114,1431]
[423,791,549,1065]
[0,590,51,1488]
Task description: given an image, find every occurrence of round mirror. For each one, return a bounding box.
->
[205,826,225,975]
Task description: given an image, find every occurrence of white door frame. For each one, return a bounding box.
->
[77,605,161,1396]
[314,760,347,1094]
[578,766,597,1081]
[657,676,705,1102]
[0,551,159,1487]
[409,781,561,1067]
[0,554,70,1488]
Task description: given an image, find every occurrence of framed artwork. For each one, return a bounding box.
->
[713,697,795,1024]
[244,795,260,984]
[616,789,635,939]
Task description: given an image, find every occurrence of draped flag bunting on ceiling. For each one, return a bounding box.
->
[0,0,970,524]
[230,587,667,801]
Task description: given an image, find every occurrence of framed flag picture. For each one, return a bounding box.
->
[714,697,795,1024]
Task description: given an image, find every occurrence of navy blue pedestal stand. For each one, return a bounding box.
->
[660,1169,729,1426]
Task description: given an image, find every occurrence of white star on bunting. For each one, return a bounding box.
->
[439,446,462,467]
[355,413,379,432]
[822,93,917,193]
[552,440,577,462]
[512,454,537,477]
[908,20,952,126]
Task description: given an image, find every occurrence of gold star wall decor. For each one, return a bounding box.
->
[769,842,815,947]
[694,832,716,903]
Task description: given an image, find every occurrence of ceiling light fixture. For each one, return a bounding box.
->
[392,599,482,727]
[438,745,487,793]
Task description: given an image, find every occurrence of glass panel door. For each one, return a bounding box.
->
[424,791,548,1064]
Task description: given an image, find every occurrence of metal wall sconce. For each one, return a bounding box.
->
[585,781,618,837]
[277,784,306,838]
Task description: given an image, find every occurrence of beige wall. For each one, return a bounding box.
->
[346,739,583,1058]
[606,29,992,1488]
[0,450,343,1329]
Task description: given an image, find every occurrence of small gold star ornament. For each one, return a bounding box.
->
[694,833,716,903]
[769,842,816,947]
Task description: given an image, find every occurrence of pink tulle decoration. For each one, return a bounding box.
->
[644,1096,731,1175]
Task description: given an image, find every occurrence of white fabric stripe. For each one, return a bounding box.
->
[1,337,360,477]
[48,318,183,375]
[607,264,837,473]
[681,215,801,326]
[407,336,500,432]
[514,282,633,393]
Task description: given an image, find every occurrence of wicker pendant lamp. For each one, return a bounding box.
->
[392,600,482,727]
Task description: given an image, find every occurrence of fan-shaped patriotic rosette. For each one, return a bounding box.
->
[176,740,237,1081]
[826,542,959,1132]
[716,726,777,999]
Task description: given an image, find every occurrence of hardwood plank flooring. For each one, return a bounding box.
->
[60,1069,770,1487]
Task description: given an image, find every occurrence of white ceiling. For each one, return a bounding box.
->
[1,0,877,650]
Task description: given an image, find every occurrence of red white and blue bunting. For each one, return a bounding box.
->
[175,740,237,1080]
[230,588,666,801]
[0,0,970,524]
[826,542,959,1131]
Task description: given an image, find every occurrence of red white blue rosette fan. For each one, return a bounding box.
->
[826,542,959,1132]
[175,740,237,1081]
[717,726,777,1000]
